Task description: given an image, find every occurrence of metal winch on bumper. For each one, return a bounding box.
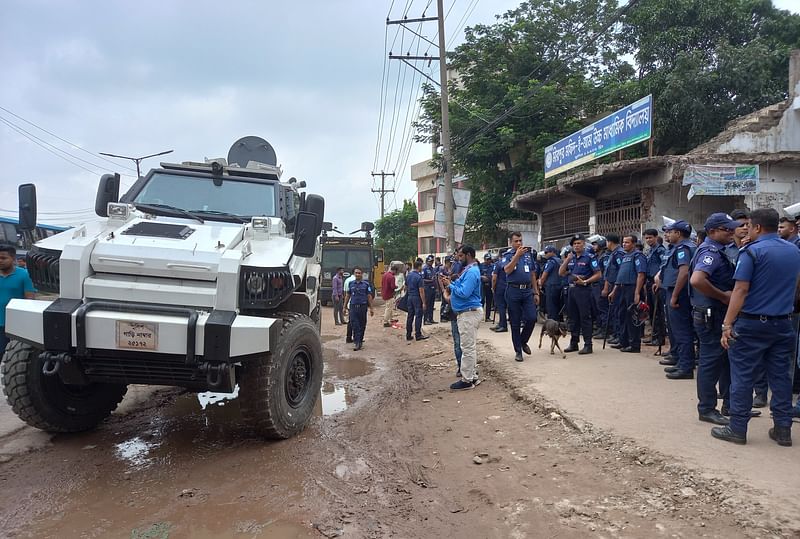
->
[5,298,280,393]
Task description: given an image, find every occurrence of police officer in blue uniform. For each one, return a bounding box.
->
[590,237,609,338]
[343,266,375,351]
[601,234,624,344]
[713,208,800,446]
[502,231,541,362]
[491,250,510,332]
[404,260,428,342]
[422,255,437,324]
[643,229,666,344]
[480,253,494,321]
[688,213,739,426]
[559,234,602,354]
[659,221,696,379]
[608,234,647,353]
[538,245,564,321]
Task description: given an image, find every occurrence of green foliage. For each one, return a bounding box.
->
[374,200,419,263]
[414,0,800,242]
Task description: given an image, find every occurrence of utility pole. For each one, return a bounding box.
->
[435,0,455,252]
[371,171,396,219]
[388,0,455,251]
[99,149,174,178]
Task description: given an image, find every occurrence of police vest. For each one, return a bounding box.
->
[616,251,645,285]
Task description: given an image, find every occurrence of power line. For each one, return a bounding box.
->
[0,115,137,178]
[0,105,137,172]
[454,0,640,152]
[0,117,108,176]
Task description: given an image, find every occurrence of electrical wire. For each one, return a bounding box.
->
[0,105,137,173]
[454,0,640,152]
[0,115,136,178]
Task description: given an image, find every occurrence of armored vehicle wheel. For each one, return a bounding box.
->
[1,340,128,433]
[239,313,323,439]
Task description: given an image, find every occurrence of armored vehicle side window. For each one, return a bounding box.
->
[134,173,277,217]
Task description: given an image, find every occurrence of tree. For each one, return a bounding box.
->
[374,200,419,263]
[413,0,800,242]
[620,0,800,154]
[414,0,626,245]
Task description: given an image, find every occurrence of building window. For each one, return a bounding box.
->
[418,189,437,211]
[596,193,641,237]
[419,236,438,255]
[541,203,590,242]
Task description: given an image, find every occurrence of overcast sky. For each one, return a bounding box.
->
[1,0,797,232]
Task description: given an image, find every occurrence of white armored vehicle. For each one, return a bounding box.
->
[2,137,325,439]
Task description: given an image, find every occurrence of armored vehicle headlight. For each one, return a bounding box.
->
[246,274,267,294]
[107,203,130,219]
[251,217,271,231]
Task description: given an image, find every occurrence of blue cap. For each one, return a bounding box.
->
[544,245,558,254]
[704,213,740,231]
[663,220,692,233]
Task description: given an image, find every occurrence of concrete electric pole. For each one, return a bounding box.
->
[387,0,456,251]
[371,171,396,219]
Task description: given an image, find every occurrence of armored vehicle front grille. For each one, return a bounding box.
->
[239,268,295,310]
[82,352,205,389]
[121,221,195,239]
[26,247,61,294]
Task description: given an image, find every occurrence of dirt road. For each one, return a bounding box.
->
[0,307,788,538]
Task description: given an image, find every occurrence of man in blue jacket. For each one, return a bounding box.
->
[440,245,483,390]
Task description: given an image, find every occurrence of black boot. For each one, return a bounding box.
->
[578,345,593,355]
[769,426,792,447]
[564,342,579,353]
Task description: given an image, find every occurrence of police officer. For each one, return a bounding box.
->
[559,234,602,354]
[480,253,494,321]
[590,237,609,338]
[660,221,696,379]
[601,234,624,345]
[643,229,666,344]
[538,245,563,321]
[713,208,800,446]
[404,260,429,342]
[502,231,540,362]
[343,266,375,351]
[688,213,740,426]
[608,234,647,353]
[422,255,437,324]
[491,249,510,333]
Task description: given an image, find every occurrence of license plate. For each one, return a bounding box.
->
[116,321,158,350]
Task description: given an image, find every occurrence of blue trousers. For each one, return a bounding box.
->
[350,304,368,344]
[567,285,593,346]
[450,317,462,368]
[406,295,423,338]
[666,287,694,373]
[545,286,562,321]
[494,285,508,329]
[693,308,730,414]
[618,285,641,350]
[424,287,436,322]
[607,293,621,339]
[592,284,608,330]
[728,318,795,434]
[505,286,537,353]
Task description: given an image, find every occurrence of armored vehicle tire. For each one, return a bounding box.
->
[238,313,323,439]
[1,340,128,433]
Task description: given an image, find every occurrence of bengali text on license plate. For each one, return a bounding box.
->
[116,321,158,350]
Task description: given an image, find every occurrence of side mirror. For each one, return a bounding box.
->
[18,183,37,231]
[95,173,120,217]
[304,194,325,237]
[292,212,319,258]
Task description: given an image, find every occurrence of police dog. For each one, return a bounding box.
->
[539,319,568,358]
